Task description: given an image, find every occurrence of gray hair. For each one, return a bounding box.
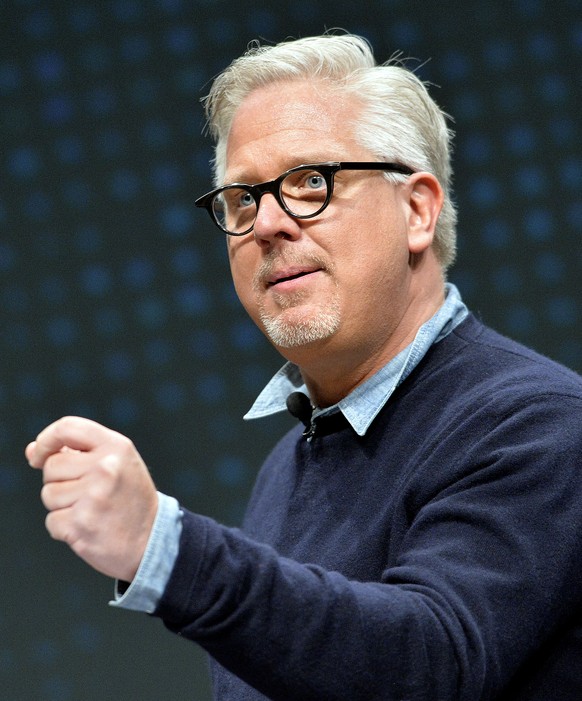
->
[203,33,457,270]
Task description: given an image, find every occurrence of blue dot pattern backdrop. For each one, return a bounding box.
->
[1,0,580,698]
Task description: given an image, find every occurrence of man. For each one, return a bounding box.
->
[26,33,582,700]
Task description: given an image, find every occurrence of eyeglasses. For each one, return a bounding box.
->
[195,161,415,236]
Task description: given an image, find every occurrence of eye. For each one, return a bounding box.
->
[221,187,255,211]
[238,191,255,208]
[305,173,325,190]
[285,169,327,192]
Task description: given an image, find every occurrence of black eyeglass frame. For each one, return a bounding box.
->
[195,161,415,236]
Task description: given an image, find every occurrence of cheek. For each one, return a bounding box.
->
[229,260,250,300]
[228,248,261,318]
[338,223,409,290]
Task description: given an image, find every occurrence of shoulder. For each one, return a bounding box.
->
[392,314,582,464]
[430,313,582,403]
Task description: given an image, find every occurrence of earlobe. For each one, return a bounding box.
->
[406,173,444,255]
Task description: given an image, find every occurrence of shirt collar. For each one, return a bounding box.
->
[244,282,468,436]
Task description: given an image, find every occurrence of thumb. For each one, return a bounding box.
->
[26,416,118,468]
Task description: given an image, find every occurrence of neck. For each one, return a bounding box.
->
[287,265,445,408]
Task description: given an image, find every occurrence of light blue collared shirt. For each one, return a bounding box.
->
[112,283,468,612]
[245,282,468,436]
[111,491,182,612]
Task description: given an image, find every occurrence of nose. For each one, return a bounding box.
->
[252,193,302,244]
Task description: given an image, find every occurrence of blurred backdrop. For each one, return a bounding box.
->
[1,0,581,698]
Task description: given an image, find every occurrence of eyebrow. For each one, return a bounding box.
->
[223,158,336,185]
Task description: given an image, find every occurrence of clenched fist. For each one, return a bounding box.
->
[26,416,159,582]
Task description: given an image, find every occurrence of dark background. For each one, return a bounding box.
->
[1,0,580,698]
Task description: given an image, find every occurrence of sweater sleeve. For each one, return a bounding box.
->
[153,391,582,701]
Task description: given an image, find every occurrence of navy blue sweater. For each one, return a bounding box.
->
[155,315,582,700]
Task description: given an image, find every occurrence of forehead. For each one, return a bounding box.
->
[224,80,365,180]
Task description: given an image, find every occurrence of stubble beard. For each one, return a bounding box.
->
[254,253,341,349]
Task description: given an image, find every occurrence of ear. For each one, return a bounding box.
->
[405,172,444,255]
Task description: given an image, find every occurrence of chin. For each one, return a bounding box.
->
[261,309,341,349]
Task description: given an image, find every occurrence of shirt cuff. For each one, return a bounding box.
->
[109,491,183,613]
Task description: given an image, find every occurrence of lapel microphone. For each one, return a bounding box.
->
[286,391,313,428]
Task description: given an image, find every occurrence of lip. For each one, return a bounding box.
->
[266,265,323,288]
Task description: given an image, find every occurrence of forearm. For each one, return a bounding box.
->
[154,510,463,701]
[154,452,582,701]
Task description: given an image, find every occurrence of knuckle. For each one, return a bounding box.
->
[42,451,62,479]
[53,415,78,438]
[113,433,135,456]
[45,511,72,544]
[72,536,91,561]
[44,512,55,536]
[85,476,113,505]
[40,482,54,509]
[95,439,136,481]
[94,453,123,486]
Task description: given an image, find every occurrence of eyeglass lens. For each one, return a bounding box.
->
[213,167,330,234]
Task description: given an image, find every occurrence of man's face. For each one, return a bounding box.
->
[224,80,420,371]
